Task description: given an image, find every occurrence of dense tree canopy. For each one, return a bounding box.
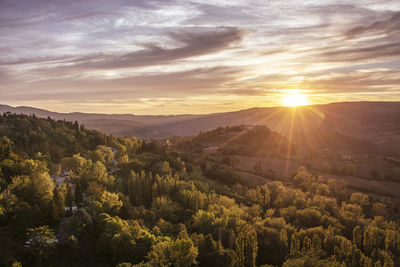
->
[0,114,399,267]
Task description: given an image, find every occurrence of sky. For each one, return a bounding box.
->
[0,0,399,114]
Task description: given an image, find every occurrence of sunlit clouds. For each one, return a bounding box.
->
[0,0,399,114]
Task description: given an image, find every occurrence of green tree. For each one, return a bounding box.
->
[235,228,258,267]
[147,236,198,267]
[26,226,57,266]
[61,154,86,174]
[256,226,287,266]
[162,161,172,176]
[81,161,109,186]
[97,214,156,264]
[194,234,234,267]
[353,226,362,249]
[99,191,122,215]
[0,136,13,159]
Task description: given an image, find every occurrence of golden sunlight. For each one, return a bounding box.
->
[281,92,309,107]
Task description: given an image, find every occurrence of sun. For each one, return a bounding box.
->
[282,92,309,107]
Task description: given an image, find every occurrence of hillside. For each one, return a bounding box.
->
[174,126,400,196]
[2,102,400,145]
[1,113,400,266]
[0,104,205,138]
[174,125,297,158]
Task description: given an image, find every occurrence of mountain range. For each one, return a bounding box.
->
[1,102,400,155]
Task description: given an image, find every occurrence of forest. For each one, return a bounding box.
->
[0,113,399,267]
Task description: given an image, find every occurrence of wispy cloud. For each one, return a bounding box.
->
[69,27,244,70]
[344,11,400,38]
[316,43,400,62]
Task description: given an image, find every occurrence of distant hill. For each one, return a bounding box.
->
[1,102,400,154]
[172,125,297,157]
[0,104,206,138]
[177,125,296,156]
[219,126,298,157]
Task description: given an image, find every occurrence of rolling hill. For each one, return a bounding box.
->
[1,102,400,154]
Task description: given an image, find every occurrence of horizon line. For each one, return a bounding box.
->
[1,100,400,117]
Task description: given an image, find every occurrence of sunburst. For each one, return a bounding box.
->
[282,92,309,107]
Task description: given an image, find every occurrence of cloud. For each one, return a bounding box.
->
[0,55,70,66]
[302,69,400,93]
[316,42,400,62]
[1,0,400,114]
[345,11,400,38]
[0,66,244,101]
[69,27,245,70]
[183,2,263,26]
[0,26,245,82]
